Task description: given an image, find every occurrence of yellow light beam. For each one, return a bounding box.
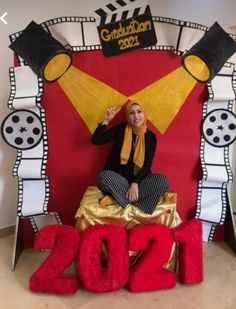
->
[57,64,197,134]
[130,66,197,134]
[57,65,127,133]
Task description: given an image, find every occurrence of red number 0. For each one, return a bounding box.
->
[77,224,129,292]
[128,224,176,292]
[29,224,80,294]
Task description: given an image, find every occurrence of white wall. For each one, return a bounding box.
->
[0,0,236,229]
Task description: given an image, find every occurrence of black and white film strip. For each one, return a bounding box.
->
[196,66,236,241]
[7,66,43,109]
[17,178,50,217]
[4,63,50,228]
[29,212,62,234]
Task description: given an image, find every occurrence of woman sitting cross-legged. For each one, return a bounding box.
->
[91,100,169,215]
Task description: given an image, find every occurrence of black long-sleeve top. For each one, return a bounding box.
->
[91,122,157,184]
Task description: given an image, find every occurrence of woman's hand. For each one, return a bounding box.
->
[102,106,121,125]
[126,182,139,203]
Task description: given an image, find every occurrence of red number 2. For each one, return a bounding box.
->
[29,224,80,294]
[128,224,176,292]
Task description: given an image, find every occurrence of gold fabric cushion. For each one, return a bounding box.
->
[75,186,182,270]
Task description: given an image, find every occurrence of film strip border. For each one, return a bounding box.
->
[196,182,228,242]
[12,108,48,179]
[17,177,50,217]
[7,66,48,178]
[196,66,236,242]
[29,212,62,234]
[6,65,53,229]
[8,66,43,109]
[8,16,236,237]
[200,101,234,182]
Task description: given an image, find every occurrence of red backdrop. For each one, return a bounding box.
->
[41,50,207,225]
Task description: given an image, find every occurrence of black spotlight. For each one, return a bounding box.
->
[182,22,236,83]
[9,20,72,82]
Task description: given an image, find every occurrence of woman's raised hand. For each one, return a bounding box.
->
[102,106,121,125]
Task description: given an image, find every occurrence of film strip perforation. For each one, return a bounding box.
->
[9,31,22,44]
[206,83,214,101]
[17,178,23,216]
[8,67,16,109]
[36,96,42,108]
[221,62,234,69]
[54,212,62,224]
[41,16,95,29]
[224,146,233,182]
[195,180,203,218]
[39,108,48,178]
[153,16,183,26]
[43,177,50,214]
[70,45,102,52]
[12,150,22,177]
[219,183,227,224]
[147,45,175,51]
[199,102,208,180]
[208,224,217,242]
[184,22,208,32]
[232,70,236,95]
[228,100,233,111]
[29,217,38,234]
[200,139,208,180]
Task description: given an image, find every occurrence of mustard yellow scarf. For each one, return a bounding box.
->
[120,101,147,175]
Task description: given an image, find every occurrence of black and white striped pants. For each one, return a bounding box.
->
[97,170,169,215]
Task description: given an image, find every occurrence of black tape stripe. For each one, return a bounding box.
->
[121,10,129,20]
[111,13,117,23]
[116,0,127,7]
[94,8,107,17]
[133,7,141,16]
[107,3,117,11]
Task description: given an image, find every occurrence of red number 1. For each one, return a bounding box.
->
[174,219,203,284]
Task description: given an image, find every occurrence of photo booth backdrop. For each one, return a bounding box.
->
[6,15,236,247]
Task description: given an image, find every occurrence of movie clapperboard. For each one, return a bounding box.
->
[94,0,157,56]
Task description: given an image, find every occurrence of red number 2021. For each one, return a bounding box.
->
[29,219,203,294]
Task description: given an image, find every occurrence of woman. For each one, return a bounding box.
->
[91,101,169,215]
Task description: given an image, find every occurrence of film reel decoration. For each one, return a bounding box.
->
[1,109,43,150]
[201,109,236,147]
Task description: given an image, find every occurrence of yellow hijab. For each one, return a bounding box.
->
[120,101,147,175]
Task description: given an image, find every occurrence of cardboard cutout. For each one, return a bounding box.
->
[5,15,236,250]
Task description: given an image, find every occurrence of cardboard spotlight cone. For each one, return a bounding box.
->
[182,22,236,83]
[9,20,72,82]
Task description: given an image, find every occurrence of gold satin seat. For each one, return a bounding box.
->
[75,186,182,270]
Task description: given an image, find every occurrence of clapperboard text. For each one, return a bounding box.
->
[94,0,157,56]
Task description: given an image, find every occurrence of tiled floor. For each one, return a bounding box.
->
[0,234,236,309]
